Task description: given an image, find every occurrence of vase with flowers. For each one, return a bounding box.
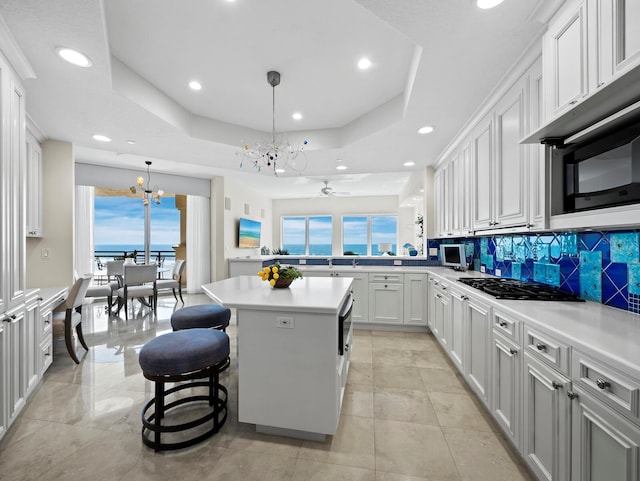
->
[258,261,303,288]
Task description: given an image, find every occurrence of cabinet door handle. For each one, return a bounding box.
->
[436,294,442,299]
[552,381,563,389]
[462,295,469,301]
[596,378,610,390]
[345,344,349,352]
[44,320,50,325]
[434,281,439,285]
[2,318,10,323]
[441,286,447,291]
[499,321,508,328]
[535,343,546,351]
[569,100,578,105]
[37,297,43,301]
[509,348,518,355]
[597,82,605,88]
[567,391,578,400]
[384,285,388,288]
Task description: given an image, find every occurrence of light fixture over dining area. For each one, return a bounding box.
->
[237,70,309,176]
[130,161,164,264]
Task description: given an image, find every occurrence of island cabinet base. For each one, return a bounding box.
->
[237,308,346,439]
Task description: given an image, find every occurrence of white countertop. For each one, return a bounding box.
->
[426,267,640,377]
[202,275,353,314]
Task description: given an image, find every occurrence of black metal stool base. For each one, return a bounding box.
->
[141,363,228,451]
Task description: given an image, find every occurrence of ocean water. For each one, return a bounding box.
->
[282,244,397,256]
[95,244,176,253]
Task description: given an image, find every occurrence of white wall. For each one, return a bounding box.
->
[272,195,399,256]
[212,176,273,280]
[25,140,75,287]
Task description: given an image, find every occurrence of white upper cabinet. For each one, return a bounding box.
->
[494,75,529,229]
[544,0,588,119]
[26,131,43,237]
[472,113,494,231]
[543,0,640,126]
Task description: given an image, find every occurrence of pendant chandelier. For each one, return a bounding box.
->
[130,161,164,205]
[237,70,309,175]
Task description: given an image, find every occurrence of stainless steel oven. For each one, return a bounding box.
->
[338,293,353,356]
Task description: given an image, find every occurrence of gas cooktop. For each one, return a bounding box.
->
[457,277,584,302]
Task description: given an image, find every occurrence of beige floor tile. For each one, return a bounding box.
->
[444,427,535,481]
[204,447,297,481]
[347,361,373,386]
[371,347,411,366]
[351,342,373,363]
[0,421,104,481]
[292,459,376,481]
[403,335,441,352]
[228,427,302,458]
[371,335,407,350]
[374,419,460,480]
[375,472,430,481]
[33,430,141,481]
[428,391,494,432]
[407,349,455,371]
[373,365,426,391]
[419,368,468,394]
[299,415,375,470]
[342,383,374,418]
[122,444,227,481]
[373,387,439,425]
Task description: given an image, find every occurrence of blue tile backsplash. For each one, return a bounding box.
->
[438,230,640,314]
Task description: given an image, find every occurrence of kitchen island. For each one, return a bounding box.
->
[202,275,353,440]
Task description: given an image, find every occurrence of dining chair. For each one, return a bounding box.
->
[84,260,124,313]
[115,264,158,320]
[53,274,93,364]
[156,259,186,303]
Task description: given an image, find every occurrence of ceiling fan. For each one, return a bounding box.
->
[317,180,350,197]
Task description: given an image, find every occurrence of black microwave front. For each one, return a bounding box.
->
[551,117,640,215]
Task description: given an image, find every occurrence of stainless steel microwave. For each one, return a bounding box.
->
[551,117,640,214]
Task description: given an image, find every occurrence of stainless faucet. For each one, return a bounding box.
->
[352,258,357,268]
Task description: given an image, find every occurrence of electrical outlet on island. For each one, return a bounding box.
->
[495,268,501,277]
[480,265,486,273]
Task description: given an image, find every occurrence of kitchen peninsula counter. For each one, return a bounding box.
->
[202,275,354,441]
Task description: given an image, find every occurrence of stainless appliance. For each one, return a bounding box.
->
[550,115,640,214]
[458,278,584,302]
[338,293,353,355]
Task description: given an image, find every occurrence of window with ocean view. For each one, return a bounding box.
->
[343,215,397,256]
[282,216,332,255]
[94,194,180,257]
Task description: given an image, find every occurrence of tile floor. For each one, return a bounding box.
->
[0,294,535,481]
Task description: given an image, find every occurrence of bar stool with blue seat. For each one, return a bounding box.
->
[170,304,231,332]
[171,304,232,372]
[138,328,229,451]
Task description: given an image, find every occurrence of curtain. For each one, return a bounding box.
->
[186,195,211,293]
[74,185,94,278]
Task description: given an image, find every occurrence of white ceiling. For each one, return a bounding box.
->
[0,0,546,199]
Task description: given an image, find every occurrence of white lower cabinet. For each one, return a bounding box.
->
[403,274,427,326]
[447,286,466,371]
[491,330,522,451]
[523,352,572,481]
[571,385,640,481]
[464,296,492,407]
[368,273,404,325]
[428,276,449,343]
[25,293,39,398]
[4,305,27,427]
[0,320,6,440]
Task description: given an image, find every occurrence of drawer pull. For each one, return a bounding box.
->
[535,343,547,352]
[441,286,447,291]
[436,294,442,299]
[552,381,563,389]
[434,281,439,286]
[596,378,610,390]
[345,344,349,352]
[567,391,578,400]
[499,321,508,328]
[37,297,43,301]
[509,348,518,355]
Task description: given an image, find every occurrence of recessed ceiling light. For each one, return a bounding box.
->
[403,161,415,167]
[292,112,302,120]
[357,58,372,70]
[127,140,136,145]
[224,0,236,2]
[92,134,111,142]
[189,80,202,91]
[275,168,285,174]
[418,125,434,134]
[336,165,348,171]
[56,47,92,68]
[477,0,504,9]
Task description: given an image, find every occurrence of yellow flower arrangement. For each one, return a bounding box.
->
[258,261,303,287]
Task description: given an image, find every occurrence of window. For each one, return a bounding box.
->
[282,216,332,255]
[343,215,397,255]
